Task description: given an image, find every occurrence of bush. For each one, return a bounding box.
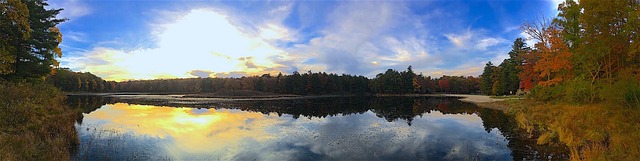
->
[511,101,640,160]
[0,80,79,160]
[602,79,640,108]
[527,84,565,102]
[623,86,640,108]
[564,79,598,104]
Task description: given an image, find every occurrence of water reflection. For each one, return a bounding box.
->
[69,95,568,160]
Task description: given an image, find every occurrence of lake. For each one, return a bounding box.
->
[67,95,568,160]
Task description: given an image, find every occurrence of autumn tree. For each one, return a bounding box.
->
[575,0,639,85]
[438,78,450,93]
[521,18,572,87]
[518,47,538,91]
[1,0,66,80]
[532,27,573,86]
[0,0,30,74]
[515,0,640,104]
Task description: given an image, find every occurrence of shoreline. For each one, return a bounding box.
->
[443,94,518,111]
[67,92,515,111]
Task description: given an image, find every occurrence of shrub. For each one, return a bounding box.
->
[604,80,640,109]
[623,86,640,108]
[564,78,598,104]
[527,84,565,102]
[0,80,79,160]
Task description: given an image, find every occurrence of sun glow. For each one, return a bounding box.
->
[70,9,289,81]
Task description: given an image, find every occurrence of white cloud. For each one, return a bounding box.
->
[283,2,400,74]
[63,9,289,81]
[503,26,521,33]
[549,0,564,10]
[60,1,523,80]
[259,24,293,41]
[48,0,91,21]
[475,38,507,50]
[63,31,87,42]
[444,32,473,47]
[519,31,538,47]
[282,2,441,76]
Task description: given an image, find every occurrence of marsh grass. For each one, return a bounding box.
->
[504,99,640,160]
[73,125,172,160]
[0,80,80,160]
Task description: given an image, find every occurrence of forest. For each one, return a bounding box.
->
[46,67,481,95]
[480,0,640,107]
[481,0,640,160]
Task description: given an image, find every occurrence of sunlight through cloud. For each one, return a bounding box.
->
[65,9,287,81]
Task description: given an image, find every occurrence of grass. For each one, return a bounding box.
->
[0,80,80,160]
[501,99,640,161]
[73,126,172,160]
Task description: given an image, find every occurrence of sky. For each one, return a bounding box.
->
[49,0,563,81]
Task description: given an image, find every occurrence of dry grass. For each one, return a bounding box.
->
[506,99,640,160]
[0,80,80,160]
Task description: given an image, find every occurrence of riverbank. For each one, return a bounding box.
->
[0,81,79,160]
[443,94,522,111]
[445,94,640,160]
[491,98,640,160]
[443,94,640,160]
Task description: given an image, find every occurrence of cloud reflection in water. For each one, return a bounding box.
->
[79,102,511,160]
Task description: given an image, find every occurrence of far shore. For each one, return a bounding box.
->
[66,92,516,110]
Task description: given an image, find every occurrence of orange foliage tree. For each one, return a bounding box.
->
[533,27,573,86]
[518,48,538,91]
[520,18,573,88]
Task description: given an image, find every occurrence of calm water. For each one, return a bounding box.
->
[68,95,567,160]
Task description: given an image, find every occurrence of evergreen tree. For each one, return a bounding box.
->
[480,61,495,95]
[1,0,66,80]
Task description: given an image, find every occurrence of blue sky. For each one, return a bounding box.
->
[49,0,562,81]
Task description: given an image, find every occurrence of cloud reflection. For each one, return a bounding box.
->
[81,103,511,160]
[83,103,284,159]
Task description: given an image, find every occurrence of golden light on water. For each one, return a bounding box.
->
[86,103,283,158]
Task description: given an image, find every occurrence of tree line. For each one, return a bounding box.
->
[47,67,481,95]
[370,66,479,94]
[482,0,640,107]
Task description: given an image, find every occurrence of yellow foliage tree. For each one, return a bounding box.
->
[0,0,30,74]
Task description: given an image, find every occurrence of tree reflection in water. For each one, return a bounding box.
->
[68,95,568,160]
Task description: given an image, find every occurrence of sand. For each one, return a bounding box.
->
[445,94,506,103]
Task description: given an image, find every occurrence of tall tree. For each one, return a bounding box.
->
[480,61,496,95]
[403,66,417,93]
[574,0,638,85]
[534,27,573,86]
[552,0,581,50]
[1,0,65,80]
[0,0,30,74]
[498,59,518,94]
